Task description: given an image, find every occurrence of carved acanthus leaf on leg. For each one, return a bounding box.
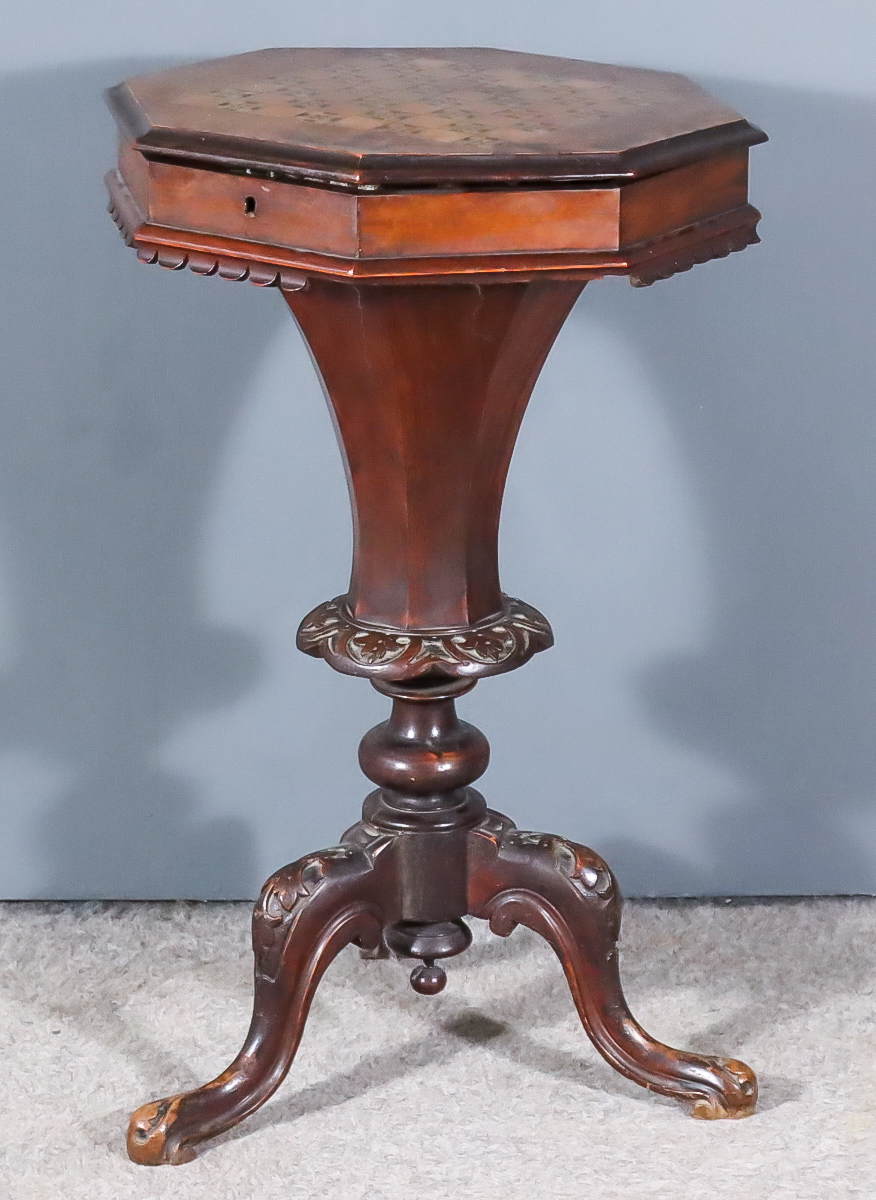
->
[254,844,361,981]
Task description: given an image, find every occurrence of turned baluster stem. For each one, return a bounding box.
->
[356,679,488,969]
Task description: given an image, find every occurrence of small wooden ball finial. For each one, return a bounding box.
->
[410,959,447,995]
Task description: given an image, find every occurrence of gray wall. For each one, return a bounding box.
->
[1,5,875,898]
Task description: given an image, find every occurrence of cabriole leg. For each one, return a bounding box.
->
[467,812,757,1119]
[127,832,394,1164]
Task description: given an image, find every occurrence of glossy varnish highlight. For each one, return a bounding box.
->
[286,277,582,630]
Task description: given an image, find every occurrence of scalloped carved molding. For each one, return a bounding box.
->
[296,595,554,680]
[108,197,307,292]
[630,220,760,287]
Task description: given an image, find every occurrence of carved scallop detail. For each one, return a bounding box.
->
[108,199,307,292]
[296,594,553,680]
[630,221,760,287]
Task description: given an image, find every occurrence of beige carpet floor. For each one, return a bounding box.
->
[1,898,875,1199]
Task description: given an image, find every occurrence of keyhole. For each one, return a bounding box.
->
[243,195,257,218]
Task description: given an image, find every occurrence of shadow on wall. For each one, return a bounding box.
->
[0,61,285,898]
[589,80,876,894]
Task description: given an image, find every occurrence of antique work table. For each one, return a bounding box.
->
[106,47,767,1165]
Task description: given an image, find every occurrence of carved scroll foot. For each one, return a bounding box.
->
[127,830,394,1164]
[467,812,757,1120]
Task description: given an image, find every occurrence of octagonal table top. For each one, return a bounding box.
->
[108,47,766,189]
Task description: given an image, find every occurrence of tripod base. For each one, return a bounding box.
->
[127,809,756,1165]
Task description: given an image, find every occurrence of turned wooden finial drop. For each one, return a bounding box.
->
[410,960,447,995]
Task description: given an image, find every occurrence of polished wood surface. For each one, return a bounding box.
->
[109,163,760,285]
[289,278,579,635]
[128,685,756,1166]
[107,47,764,187]
[122,146,749,259]
[107,46,764,282]
[106,47,765,1166]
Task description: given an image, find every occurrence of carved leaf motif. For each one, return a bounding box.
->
[408,637,459,665]
[512,612,552,637]
[254,845,360,981]
[261,881,300,923]
[297,601,342,643]
[346,630,411,665]
[450,626,516,663]
[502,829,613,899]
[296,594,553,680]
[260,845,355,925]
